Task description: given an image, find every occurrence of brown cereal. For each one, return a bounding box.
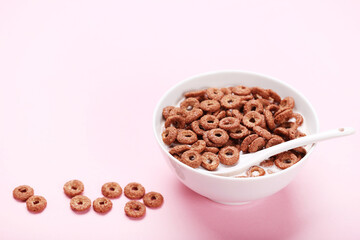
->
[13,185,34,202]
[169,145,191,155]
[220,95,242,109]
[251,87,269,99]
[243,99,264,114]
[213,110,227,120]
[185,108,203,124]
[181,150,202,168]
[184,89,206,98]
[242,111,264,129]
[246,166,266,177]
[266,104,280,115]
[240,134,259,153]
[231,85,251,96]
[180,97,200,112]
[162,106,175,119]
[260,159,274,167]
[253,126,272,140]
[220,87,232,95]
[93,197,113,213]
[101,182,122,198]
[258,98,271,108]
[218,146,239,166]
[266,136,284,148]
[199,115,219,130]
[229,125,250,139]
[274,108,293,125]
[291,147,307,160]
[292,113,304,126]
[124,182,146,200]
[280,97,295,109]
[165,115,186,129]
[201,152,220,171]
[206,88,224,101]
[226,109,243,121]
[143,192,164,208]
[248,137,266,153]
[191,140,206,153]
[162,127,178,145]
[63,180,84,198]
[275,151,298,169]
[208,128,229,145]
[274,127,291,139]
[124,200,146,218]
[191,120,206,135]
[204,147,220,154]
[26,195,47,213]
[219,117,240,130]
[203,131,224,147]
[267,89,281,104]
[70,195,91,212]
[176,129,198,144]
[169,107,187,118]
[264,109,276,130]
[199,100,221,112]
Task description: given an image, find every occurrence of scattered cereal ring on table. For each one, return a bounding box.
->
[143,192,164,208]
[13,185,34,202]
[63,179,84,198]
[70,195,91,212]
[93,197,113,213]
[124,182,146,200]
[102,182,122,198]
[26,195,47,213]
[124,200,146,218]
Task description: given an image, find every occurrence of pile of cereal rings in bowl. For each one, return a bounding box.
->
[161,85,307,177]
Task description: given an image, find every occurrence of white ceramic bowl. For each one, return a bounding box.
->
[153,70,319,205]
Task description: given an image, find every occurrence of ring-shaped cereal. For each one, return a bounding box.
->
[218,146,240,165]
[280,97,295,109]
[266,136,284,148]
[185,108,203,124]
[226,109,243,121]
[220,94,242,109]
[219,117,240,130]
[208,128,229,145]
[180,97,200,112]
[169,145,191,155]
[221,87,232,95]
[291,147,307,160]
[260,158,275,167]
[242,111,264,129]
[258,98,271,108]
[13,185,34,202]
[162,106,175,119]
[240,134,258,153]
[202,131,223,147]
[266,104,280,115]
[165,115,186,129]
[184,89,206,98]
[251,87,270,99]
[93,197,113,213]
[243,99,264,114]
[176,129,198,144]
[180,150,202,168]
[199,115,219,130]
[274,108,293,125]
[248,137,266,153]
[206,88,224,101]
[143,192,164,208]
[229,125,250,139]
[70,195,91,212]
[162,127,178,145]
[169,107,187,118]
[191,120,205,135]
[253,126,272,140]
[124,200,146,218]
[292,112,304,126]
[124,182,146,200]
[264,109,276,131]
[191,140,206,153]
[275,151,298,169]
[26,195,47,213]
[204,147,220,154]
[63,179,85,198]
[231,85,251,96]
[213,110,227,120]
[101,182,122,198]
[246,166,266,177]
[199,100,221,112]
[201,152,220,171]
[267,89,281,104]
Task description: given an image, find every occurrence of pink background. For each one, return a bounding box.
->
[0,0,359,239]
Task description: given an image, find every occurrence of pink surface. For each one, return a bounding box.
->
[0,1,359,239]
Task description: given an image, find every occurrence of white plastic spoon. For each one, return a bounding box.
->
[209,127,355,177]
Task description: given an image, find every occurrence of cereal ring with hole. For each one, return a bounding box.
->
[208,128,229,145]
[180,150,202,168]
[162,106,175,119]
[162,127,178,145]
[267,89,281,104]
[219,117,240,130]
[201,152,220,171]
[169,107,187,118]
[266,136,284,148]
[226,109,243,121]
[204,147,219,154]
[253,126,272,140]
[243,99,264,114]
[221,87,232,95]
[274,108,293,125]
[251,87,270,99]
[248,137,266,153]
[280,121,297,130]
[199,100,221,112]
[229,125,250,139]
[291,147,307,160]
[26,195,47,213]
[292,113,304,126]
[124,200,146,218]
[219,146,240,165]
[180,97,200,112]
[191,140,206,153]
[63,180,84,198]
[169,145,191,155]
[231,85,251,96]
[240,94,254,101]
[206,88,224,101]
[220,95,242,109]
[242,111,264,129]
[165,115,186,129]
[246,166,266,177]
[70,195,91,212]
[260,159,274,167]
[143,192,164,208]
[101,182,122,198]
[124,182,146,200]
[93,197,113,213]
[13,185,34,201]
[274,127,290,139]
[280,97,295,109]
[199,115,219,130]
[191,120,205,135]
[266,104,280,114]
[202,131,223,147]
[275,151,298,169]
[185,108,203,124]
[184,89,206,98]
[176,130,198,144]
[240,134,258,153]
[264,109,276,130]
[258,98,271,108]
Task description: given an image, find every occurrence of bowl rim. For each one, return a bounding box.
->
[152,69,320,181]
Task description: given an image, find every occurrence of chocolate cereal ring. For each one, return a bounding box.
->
[199,115,219,130]
[201,152,220,171]
[240,134,258,153]
[204,147,220,154]
[124,200,146,218]
[229,125,250,139]
[162,127,178,145]
[191,140,206,153]
[13,185,34,201]
[274,108,293,125]
[264,109,276,130]
[251,87,270,99]
[143,192,164,208]
[266,136,284,148]
[226,109,243,121]
[176,129,198,144]
[169,145,191,155]
[260,158,274,167]
[275,151,298,169]
[219,117,240,130]
[63,179,84,198]
[169,107,187,118]
[231,85,251,96]
[248,137,266,153]
[213,110,226,120]
[292,113,304,126]
[185,108,203,124]
[267,89,281,104]
[243,99,264,114]
[221,87,232,95]
[26,195,47,213]
[246,166,266,177]
[242,111,264,129]
[191,120,205,135]
[124,182,146,200]
[180,97,200,112]
[253,126,272,140]
[93,197,113,213]
[199,100,221,112]
[165,115,186,129]
[208,128,229,145]
[203,131,224,147]
[206,88,224,101]
[180,150,202,168]
[184,89,206,98]
[162,106,175,119]
[70,195,91,212]
[219,146,239,166]
[102,182,122,198]
[280,97,295,109]
[220,95,242,109]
